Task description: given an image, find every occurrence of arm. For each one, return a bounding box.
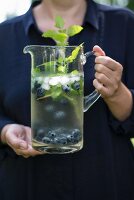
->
[102,82,133,121]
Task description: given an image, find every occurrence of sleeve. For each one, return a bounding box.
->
[108,10,134,138]
[0,104,15,132]
[0,99,15,146]
[108,90,134,138]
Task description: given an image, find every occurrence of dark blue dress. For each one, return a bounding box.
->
[0,1,134,200]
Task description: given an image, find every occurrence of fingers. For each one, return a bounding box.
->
[93,78,119,97]
[3,124,45,158]
[93,45,123,98]
[93,45,106,56]
[15,145,44,158]
[94,63,113,80]
[95,56,123,72]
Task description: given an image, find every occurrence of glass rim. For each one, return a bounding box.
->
[24,45,84,48]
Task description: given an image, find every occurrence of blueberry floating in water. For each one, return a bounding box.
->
[32,81,41,94]
[62,85,70,93]
[60,98,69,105]
[73,81,80,90]
[34,81,41,89]
[54,111,66,120]
[44,104,55,112]
[36,87,45,98]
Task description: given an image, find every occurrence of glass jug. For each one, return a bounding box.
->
[23,45,100,154]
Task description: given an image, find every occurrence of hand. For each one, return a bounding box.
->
[93,45,123,99]
[93,45,133,121]
[1,124,44,158]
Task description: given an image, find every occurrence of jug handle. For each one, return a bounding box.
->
[81,51,101,112]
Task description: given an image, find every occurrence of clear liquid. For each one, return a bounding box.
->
[31,73,83,154]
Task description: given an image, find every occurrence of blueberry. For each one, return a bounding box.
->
[62,85,70,93]
[53,137,61,144]
[59,137,68,145]
[32,81,41,94]
[60,98,69,105]
[73,81,80,90]
[72,129,81,138]
[66,129,81,144]
[66,134,75,144]
[54,111,66,120]
[36,87,45,98]
[42,136,51,144]
[47,130,56,138]
[44,104,55,112]
[53,136,67,145]
[34,81,41,89]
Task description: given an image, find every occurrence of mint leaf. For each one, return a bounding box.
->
[71,70,79,75]
[57,66,66,73]
[58,56,64,64]
[51,86,62,99]
[42,30,68,44]
[55,16,64,29]
[66,45,81,62]
[67,25,83,37]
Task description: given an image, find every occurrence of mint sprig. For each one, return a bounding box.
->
[33,16,84,75]
[42,15,83,46]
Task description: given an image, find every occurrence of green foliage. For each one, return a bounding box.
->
[30,16,84,76]
[67,25,83,37]
[42,15,83,46]
[55,16,64,29]
[65,45,82,63]
[42,30,68,46]
[127,0,134,10]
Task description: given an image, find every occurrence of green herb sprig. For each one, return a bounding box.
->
[33,16,84,75]
[42,15,83,46]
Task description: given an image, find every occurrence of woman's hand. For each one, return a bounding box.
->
[93,45,123,99]
[93,45,133,121]
[1,124,44,158]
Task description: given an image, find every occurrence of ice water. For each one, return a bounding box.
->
[31,73,84,154]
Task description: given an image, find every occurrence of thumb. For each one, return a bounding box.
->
[93,45,106,56]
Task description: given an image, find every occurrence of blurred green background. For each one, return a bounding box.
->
[94,0,134,10]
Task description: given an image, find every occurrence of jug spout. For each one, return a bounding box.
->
[84,90,101,112]
[23,45,33,54]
